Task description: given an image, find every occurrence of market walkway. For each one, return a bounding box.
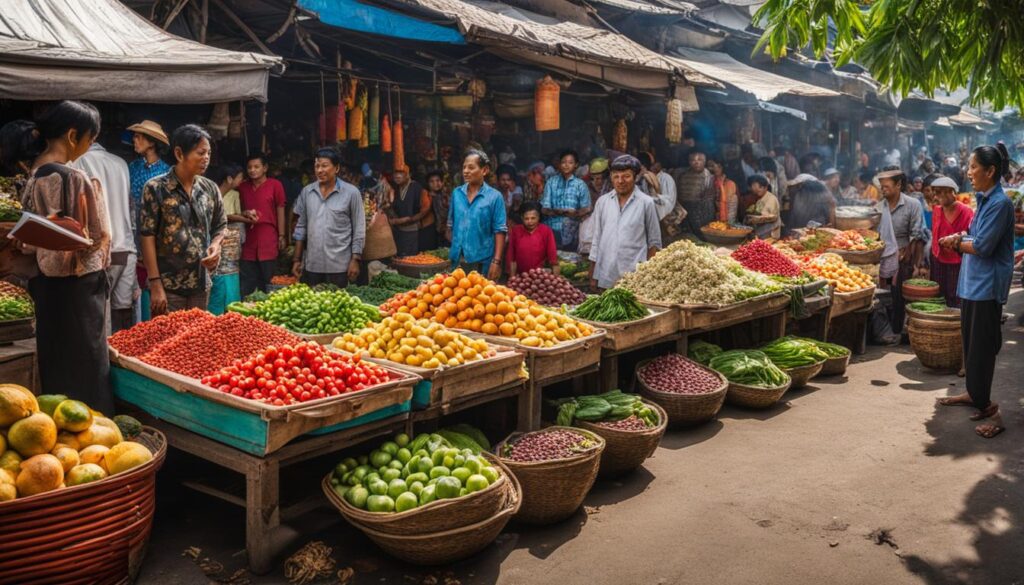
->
[140,291,1024,585]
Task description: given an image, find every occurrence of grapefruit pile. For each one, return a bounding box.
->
[0,385,152,501]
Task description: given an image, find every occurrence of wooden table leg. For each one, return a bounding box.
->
[517,379,540,431]
[246,458,280,575]
[599,354,619,393]
[674,334,688,357]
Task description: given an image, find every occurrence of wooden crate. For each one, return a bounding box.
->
[577,306,678,352]
[0,318,34,344]
[644,293,789,332]
[109,356,417,456]
[330,344,524,409]
[291,330,346,346]
[831,286,876,318]
[475,330,606,384]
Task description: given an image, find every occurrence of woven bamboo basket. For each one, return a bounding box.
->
[321,454,512,536]
[908,318,962,372]
[819,353,851,376]
[826,247,884,265]
[782,361,825,388]
[725,376,793,409]
[355,472,521,565]
[494,427,604,525]
[575,401,667,478]
[0,428,166,584]
[635,358,728,427]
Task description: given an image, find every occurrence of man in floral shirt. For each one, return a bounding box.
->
[139,125,226,313]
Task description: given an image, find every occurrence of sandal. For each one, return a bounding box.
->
[975,424,1005,439]
[937,394,973,407]
[970,403,999,421]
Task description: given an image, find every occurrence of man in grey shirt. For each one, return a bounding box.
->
[292,148,364,287]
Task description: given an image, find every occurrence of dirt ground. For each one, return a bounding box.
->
[138,291,1024,585]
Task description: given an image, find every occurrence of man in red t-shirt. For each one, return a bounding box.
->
[238,153,286,294]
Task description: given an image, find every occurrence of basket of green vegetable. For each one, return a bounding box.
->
[495,427,604,525]
[554,390,667,477]
[571,288,677,351]
[709,350,792,409]
[902,279,940,301]
[323,430,512,537]
[687,340,723,365]
[807,339,852,376]
[759,338,828,388]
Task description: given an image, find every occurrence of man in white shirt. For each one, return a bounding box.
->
[72,143,136,334]
[637,152,677,223]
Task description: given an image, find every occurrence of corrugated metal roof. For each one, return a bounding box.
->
[384,0,720,88]
[586,0,692,15]
[672,47,839,101]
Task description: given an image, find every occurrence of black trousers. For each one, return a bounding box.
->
[301,271,348,288]
[29,271,113,415]
[240,259,276,295]
[961,299,1002,409]
[888,259,915,335]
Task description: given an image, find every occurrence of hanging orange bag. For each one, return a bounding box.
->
[392,118,405,171]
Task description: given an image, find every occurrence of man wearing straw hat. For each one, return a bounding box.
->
[127,120,170,321]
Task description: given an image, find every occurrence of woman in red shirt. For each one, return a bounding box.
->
[507,202,557,276]
[929,176,974,306]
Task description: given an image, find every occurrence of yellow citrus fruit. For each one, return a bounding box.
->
[0,450,22,478]
[0,384,38,427]
[53,400,93,433]
[51,445,80,473]
[8,413,58,457]
[0,482,14,501]
[76,423,120,449]
[16,454,64,497]
[104,441,153,475]
[65,463,108,487]
[56,431,81,451]
[78,445,110,473]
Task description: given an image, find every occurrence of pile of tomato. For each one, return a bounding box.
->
[201,342,393,405]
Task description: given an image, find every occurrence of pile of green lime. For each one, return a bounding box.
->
[233,284,380,334]
[330,431,500,513]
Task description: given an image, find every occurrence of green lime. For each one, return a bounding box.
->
[466,474,490,492]
[429,466,450,479]
[366,495,395,513]
[419,484,437,505]
[395,491,418,512]
[368,478,388,496]
[451,467,472,484]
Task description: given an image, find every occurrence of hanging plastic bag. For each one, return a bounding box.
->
[369,86,380,146]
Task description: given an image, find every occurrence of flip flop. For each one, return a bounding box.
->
[970,404,999,421]
[975,424,1005,439]
[936,396,973,407]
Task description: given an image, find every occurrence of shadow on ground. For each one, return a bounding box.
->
[903,291,1024,585]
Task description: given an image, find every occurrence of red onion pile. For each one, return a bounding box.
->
[507,268,587,307]
[595,416,650,431]
[731,240,801,277]
[639,354,722,395]
[504,429,595,462]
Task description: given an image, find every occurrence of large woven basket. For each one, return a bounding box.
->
[819,353,851,376]
[494,427,604,525]
[908,318,962,372]
[726,377,792,409]
[355,472,521,565]
[635,358,728,427]
[782,361,825,388]
[0,428,167,585]
[826,247,883,265]
[575,401,667,478]
[321,453,512,536]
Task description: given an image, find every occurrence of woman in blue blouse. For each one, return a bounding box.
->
[936,143,1016,439]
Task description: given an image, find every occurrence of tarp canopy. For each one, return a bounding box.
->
[298,0,465,44]
[0,0,282,103]
[379,0,721,92]
[672,47,839,101]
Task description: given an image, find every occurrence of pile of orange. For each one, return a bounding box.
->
[381,269,593,347]
[394,253,445,265]
[800,253,874,293]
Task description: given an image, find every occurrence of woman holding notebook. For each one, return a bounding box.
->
[0,101,113,414]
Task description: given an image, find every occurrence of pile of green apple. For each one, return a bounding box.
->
[330,432,501,513]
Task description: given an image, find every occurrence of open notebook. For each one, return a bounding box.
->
[7,211,92,250]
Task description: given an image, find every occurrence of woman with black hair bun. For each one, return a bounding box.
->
[0,100,113,413]
[936,143,1016,439]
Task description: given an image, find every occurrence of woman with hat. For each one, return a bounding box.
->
[579,157,608,256]
[929,176,972,306]
[127,120,170,320]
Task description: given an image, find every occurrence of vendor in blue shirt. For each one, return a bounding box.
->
[936,144,1016,440]
[446,150,508,280]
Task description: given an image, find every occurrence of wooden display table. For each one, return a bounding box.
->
[787,292,833,341]
[0,338,37,392]
[576,307,681,393]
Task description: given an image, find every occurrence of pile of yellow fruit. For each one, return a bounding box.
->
[800,253,875,293]
[333,314,496,369]
[0,385,153,501]
[383,269,594,348]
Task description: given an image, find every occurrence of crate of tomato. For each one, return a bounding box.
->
[108,311,418,455]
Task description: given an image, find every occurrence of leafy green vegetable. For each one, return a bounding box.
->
[759,338,829,368]
[908,301,947,313]
[555,390,657,428]
[0,296,33,320]
[370,271,423,291]
[905,279,939,287]
[709,350,790,388]
[570,288,648,323]
[780,336,850,359]
[688,340,723,366]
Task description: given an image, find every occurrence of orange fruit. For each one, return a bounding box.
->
[434,309,449,322]
[458,278,471,290]
[410,308,423,319]
[493,314,505,325]
[473,305,486,318]
[453,288,466,300]
[443,276,457,288]
[444,317,458,328]
[441,287,453,299]
[485,302,497,315]
[483,285,496,296]
[429,284,441,295]
[498,322,515,336]
[481,323,498,335]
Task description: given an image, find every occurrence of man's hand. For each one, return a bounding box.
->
[150,281,168,315]
[347,258,360,282]
[938,234,961,250]
[200,243,221,270]
[292,261,303,279]
[278,235,287,251]
[487,260,501,280]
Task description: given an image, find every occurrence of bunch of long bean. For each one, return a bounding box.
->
[783,336,850,358]
[759,338,829,368]
[570,288,648,323]
[709,350,790,388]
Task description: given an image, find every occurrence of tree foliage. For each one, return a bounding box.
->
[753,0,1024,111]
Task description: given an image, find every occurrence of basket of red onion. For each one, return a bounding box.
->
[635,354,728,426]
[507,268,587,307]
[494,427,604,525]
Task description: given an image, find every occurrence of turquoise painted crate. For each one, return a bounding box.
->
[111,365,413,456]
